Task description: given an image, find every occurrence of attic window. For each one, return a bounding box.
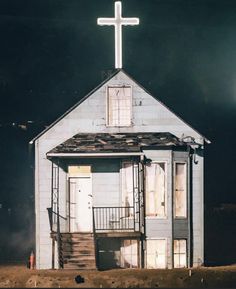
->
[107,86,132,126]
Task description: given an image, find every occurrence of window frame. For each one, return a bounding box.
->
[146,238,168,269]
[121,160,139,218]
[120,239,139,268]
[145,161,168,219]
[106,85,132,127]
[173,161,188,219]
[173,239,187,268]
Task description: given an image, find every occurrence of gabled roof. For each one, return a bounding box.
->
[29,69,120,144]
[47,132,186,155]
[30,69,210,144]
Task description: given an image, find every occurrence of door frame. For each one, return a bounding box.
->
[67,165,92,232]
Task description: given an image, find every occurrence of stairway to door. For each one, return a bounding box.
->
[61,232,96,270]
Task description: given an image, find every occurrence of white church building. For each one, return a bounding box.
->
[30,2,210,270]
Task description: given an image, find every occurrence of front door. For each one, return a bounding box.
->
[69,176,92,232]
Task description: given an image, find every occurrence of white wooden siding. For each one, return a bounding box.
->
[35,71,204,268]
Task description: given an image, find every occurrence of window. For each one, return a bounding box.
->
[122,161,138,217]
[174,163,187,218]
[174,239,187,268]
[107,86,132,126]
[68,165,91,176]
[146,162,167,218]
[146,239,167,269]
[120,240,138,268]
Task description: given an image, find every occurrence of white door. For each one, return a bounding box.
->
[69,177,93,232]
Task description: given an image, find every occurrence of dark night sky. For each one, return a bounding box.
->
[0,0,235,264]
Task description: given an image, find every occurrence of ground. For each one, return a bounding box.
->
[0,265,236,288]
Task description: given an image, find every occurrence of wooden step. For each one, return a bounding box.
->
[62,242,95,248]
[60,232,96,270]
[63,258,96,265]
[63,248,94,255]
[64,255,95,261]
[64,259,96,268]
[63,263,96,270]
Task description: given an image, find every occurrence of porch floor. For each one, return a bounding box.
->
[95,231,141,238]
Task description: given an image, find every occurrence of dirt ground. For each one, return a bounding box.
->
[0,264,235,288]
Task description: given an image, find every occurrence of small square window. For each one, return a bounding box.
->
[107,86,132,126]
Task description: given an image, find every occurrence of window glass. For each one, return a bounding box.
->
[174,239,187,268]
[146,163,166,217]
[120,240,138,268]
[174,163,187,218]
[121,162,139,217]
[107,86,131,126]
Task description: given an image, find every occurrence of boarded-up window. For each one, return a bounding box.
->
[146,163,166,217]
[174,163,187,218]
[120,240,138,268]
[174,239,187,268]
[107,86,132,126]
[146,239,167,269]
[68,165,91,177]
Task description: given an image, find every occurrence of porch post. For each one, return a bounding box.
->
[51,159,63,269]
[139,155,146,268]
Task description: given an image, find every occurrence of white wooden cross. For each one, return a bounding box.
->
[97,1,139,69]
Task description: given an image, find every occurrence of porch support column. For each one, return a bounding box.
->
[139,154,146,268]
[50,158,63,269]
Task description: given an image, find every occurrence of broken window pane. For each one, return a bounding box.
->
[107,86,132,126]
[146,162,166,217]
[174,163,187,218]
[122,162,137,217]
[174,239,187,268]
[120,239,138,268]
[146,239,167,269]
[122,162,134,207]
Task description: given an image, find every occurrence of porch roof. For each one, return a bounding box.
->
[47,132,187,157]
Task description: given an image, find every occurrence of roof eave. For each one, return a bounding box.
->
[29,68,122,144]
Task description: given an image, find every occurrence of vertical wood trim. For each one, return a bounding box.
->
[170,151,174,268]
[188,154,192,267]
[52,237,55,269]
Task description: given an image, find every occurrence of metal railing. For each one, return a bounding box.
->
[47,207,66,269]
[92,206,135,232]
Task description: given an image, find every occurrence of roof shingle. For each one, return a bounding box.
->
[48,132,186,154]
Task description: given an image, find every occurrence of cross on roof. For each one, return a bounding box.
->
[97,1,139,69]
